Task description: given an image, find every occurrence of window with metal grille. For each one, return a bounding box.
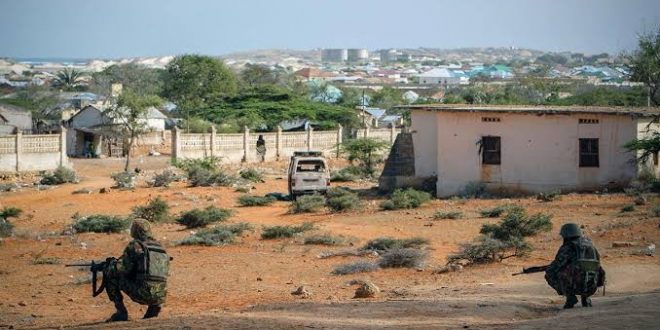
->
[482,136,501,165]
[579,138,599,167]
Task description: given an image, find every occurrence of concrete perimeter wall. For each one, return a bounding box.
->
[0,128,70,172]
[172,125,401,164]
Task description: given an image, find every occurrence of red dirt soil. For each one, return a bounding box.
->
[0,157,659,329]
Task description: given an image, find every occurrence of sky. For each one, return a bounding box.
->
[1,0,659,59]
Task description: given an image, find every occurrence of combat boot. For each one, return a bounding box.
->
[581,296,592,307]
[563,295,578,309]
[143,305,161,319]
[107,299,129,322]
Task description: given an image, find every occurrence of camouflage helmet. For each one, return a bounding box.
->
[130,219,153,241]
[559,223,582,239]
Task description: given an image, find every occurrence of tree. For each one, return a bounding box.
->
[104,90,163,171]
[628,28,660,106]
[90,63,164,97]
[53,68,85,91]
[162,55,238,122]
[340,138,390,176]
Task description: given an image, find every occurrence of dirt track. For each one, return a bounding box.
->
[1,157,659,329]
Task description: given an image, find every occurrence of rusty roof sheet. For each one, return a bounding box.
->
[398,104,660,117]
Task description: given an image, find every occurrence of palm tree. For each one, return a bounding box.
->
[53,68,85,90]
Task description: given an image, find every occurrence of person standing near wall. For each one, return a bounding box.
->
[256,135,266,162]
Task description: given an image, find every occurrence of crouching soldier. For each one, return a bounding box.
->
[105,219,170,322]
[545,223,605,309]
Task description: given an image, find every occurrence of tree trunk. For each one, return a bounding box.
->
[124,132,135,172]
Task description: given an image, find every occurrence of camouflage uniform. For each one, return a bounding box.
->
[105,219,169,321]
[545,223,603,309]
[256,135,266,162]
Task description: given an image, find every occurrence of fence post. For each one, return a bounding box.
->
[306,126,313,151]
[336,124,343,159]
[15,131,22,172]
[209,125,216,158]
[172,127,181,162]
[60,126,67,167]
[364,125,370,138]
[276,125,282,160]
[242,126,250,163]
[390,123,396,144]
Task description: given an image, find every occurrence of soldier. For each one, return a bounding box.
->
[256,135,266,162]
[104,219,170,322]
[545,223,605,309]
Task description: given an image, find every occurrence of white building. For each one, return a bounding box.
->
[417,68,468,85]
[405,104,660,197]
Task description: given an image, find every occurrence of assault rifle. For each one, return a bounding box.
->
[512,264,550,276]
[65,257,117,297]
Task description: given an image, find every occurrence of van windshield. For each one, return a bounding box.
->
[296,160,325,172]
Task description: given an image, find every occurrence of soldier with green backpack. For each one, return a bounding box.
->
[104,219,170,322]
[545,223,605,309]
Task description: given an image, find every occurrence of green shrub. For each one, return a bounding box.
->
[174,157,236,187]
[290,195,326,213]
[0,207,22,237]
[332,261,379,275]
[449,206,551,265]
[326,188,362,213]
[237,195,276,207]
[33,257,61,265]
[459,182,487,199]
[176,206,233,228]
[177,223,252,246]
[480,206,552,241]
[378,248,427,268]
[304,234,346,245]
[537,190,561,202]
[261,223,314,239]
[151,170,177,187]
[361,237,429,252]
[111,171,136,188]
[132,197,170,223]
[72,214,130,233]
[0,219,13,237]
[621,204,635,213]
[651,205,660,217]
[240,168,264,182]
[479,205,507,218]
[330,167,360,182]
[380,188,431,210]
[433,210,463,219]
[40,166,77,185]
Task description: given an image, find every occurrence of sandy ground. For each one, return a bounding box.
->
[0,157,659,329]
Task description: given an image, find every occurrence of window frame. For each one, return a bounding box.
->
[481,136,501,165]
[579,138,599,168]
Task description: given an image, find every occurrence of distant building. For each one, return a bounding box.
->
[294,68,337,81]
[321,49,348,62]
[0,104,32,134]
[347,49,369,63]
[395,104,660,196]
[417,68,468,85]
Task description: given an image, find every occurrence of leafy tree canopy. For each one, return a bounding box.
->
[90,63,164,96]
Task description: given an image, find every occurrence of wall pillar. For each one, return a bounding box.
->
[172,127,181,162]
[209,125,216,158]
[390,123,396,144]
[60,126,67,167]
[336,124,343,158]
[306,126,313,151]
[242,126,249,163]
[15,131,22,172]
[276,125,282,160]
[364,125,370,138]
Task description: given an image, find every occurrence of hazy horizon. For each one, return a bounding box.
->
[1,0,659,59]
